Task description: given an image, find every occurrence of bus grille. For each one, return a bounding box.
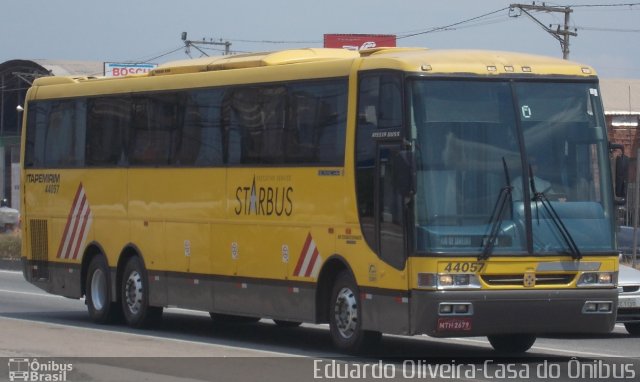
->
[481,273,575,286]
[29,219,49,280]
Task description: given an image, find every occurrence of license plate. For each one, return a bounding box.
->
[618,297,640,308]
[437,317,472,332]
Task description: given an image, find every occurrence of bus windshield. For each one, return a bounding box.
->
[409,79,615,255]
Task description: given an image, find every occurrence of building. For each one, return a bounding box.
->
[0,59,103,208]
[601,79,640,176]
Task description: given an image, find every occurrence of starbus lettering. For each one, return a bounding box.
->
[235,176,293,216]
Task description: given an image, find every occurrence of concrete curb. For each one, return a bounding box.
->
[0,258,22,271]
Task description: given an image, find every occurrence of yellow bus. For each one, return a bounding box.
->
[21,48,620,353]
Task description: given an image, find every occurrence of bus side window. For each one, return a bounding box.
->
[129,95,177,166]
[86,97,130,167]
[172,90,223,167]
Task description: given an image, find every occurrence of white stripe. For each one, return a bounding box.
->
[77,215,93,260]
[69,201,91,260]
[60,188,86,259]
[309,254,322,278]
[297,241,316,276]
[65,197,87,259]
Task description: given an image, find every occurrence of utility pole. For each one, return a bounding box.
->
[181,32,232,57]
[509,2,577,59]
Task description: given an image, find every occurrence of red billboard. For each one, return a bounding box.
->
[323,34,397,50]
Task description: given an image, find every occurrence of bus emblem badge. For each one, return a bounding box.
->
[523,270,536,287]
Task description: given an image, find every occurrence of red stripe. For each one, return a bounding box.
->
[71,201,91,260]
[56,184,83,259]
[65,196,87,260]
[304,247,319,277]
[293,233,313,276]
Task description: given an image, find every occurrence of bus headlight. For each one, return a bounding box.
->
[438,274,481,288]
[577,272,617,287]
[417,273,481,289]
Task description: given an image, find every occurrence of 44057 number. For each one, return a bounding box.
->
[443,262,485,273]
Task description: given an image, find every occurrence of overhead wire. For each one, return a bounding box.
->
[396,7,511,40]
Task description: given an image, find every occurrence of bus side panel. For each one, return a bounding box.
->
[164,222,213,311]
[128,168,225,309]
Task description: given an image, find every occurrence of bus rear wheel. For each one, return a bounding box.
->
[329,271,380,353]
[488,334,536,353]
[86,255,121,324]
[121,256,162,328]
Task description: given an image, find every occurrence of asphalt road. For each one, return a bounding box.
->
[0,269,638,382]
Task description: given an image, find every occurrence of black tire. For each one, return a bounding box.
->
[624,322,640,336]
[209,313,260,324]
[488,334,536,353]
[273,320,302,328]
[329,270,381,353]
[86,256,121,324]
[121,256,162,328]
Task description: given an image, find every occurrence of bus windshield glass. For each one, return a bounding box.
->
[409,79,615,255]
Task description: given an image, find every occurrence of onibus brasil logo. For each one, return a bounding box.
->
[8,358,72,382]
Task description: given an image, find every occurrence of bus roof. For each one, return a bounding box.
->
[31,47,597,88]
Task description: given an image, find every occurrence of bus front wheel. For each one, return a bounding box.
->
[488,334,536,353]
[329,271,380,353]
[121,256,162,328]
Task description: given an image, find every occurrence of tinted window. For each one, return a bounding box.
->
[129,94,181,166]
[86,97,130,166]
[25,78,347,169]
[287,81,347,164]
[25,100,86,168]
[224,86,286,164]
[172,90,224,166]
[355,73,403,250]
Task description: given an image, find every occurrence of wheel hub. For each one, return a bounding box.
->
[125,271,143,315]
[334,287,358,339]
[90,268,107,311]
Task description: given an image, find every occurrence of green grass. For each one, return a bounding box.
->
[0,232,21,259]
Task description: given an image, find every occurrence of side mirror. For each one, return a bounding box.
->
[615,154,629,202]
[393,150,416,199]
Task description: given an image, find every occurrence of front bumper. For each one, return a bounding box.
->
[411,288,617,337]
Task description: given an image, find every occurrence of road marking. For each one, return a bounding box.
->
[0,288,64,298]
[446,337,630,358]
[0,270,22,274]
[0,315,302,357]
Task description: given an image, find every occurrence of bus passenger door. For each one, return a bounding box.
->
[376,144,408,271]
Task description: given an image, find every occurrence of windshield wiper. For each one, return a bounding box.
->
[529,165,582,260]
[480,158,512,260]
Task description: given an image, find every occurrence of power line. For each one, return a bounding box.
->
[570,2,640,7]
[223,38,320,45]
[396,7,511,40]
[510,3,577,59]
[128,46,185,64]
[577,26,640,32]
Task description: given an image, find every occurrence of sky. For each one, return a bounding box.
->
[1,0,639,78]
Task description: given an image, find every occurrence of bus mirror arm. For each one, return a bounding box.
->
[394,150,416,199]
